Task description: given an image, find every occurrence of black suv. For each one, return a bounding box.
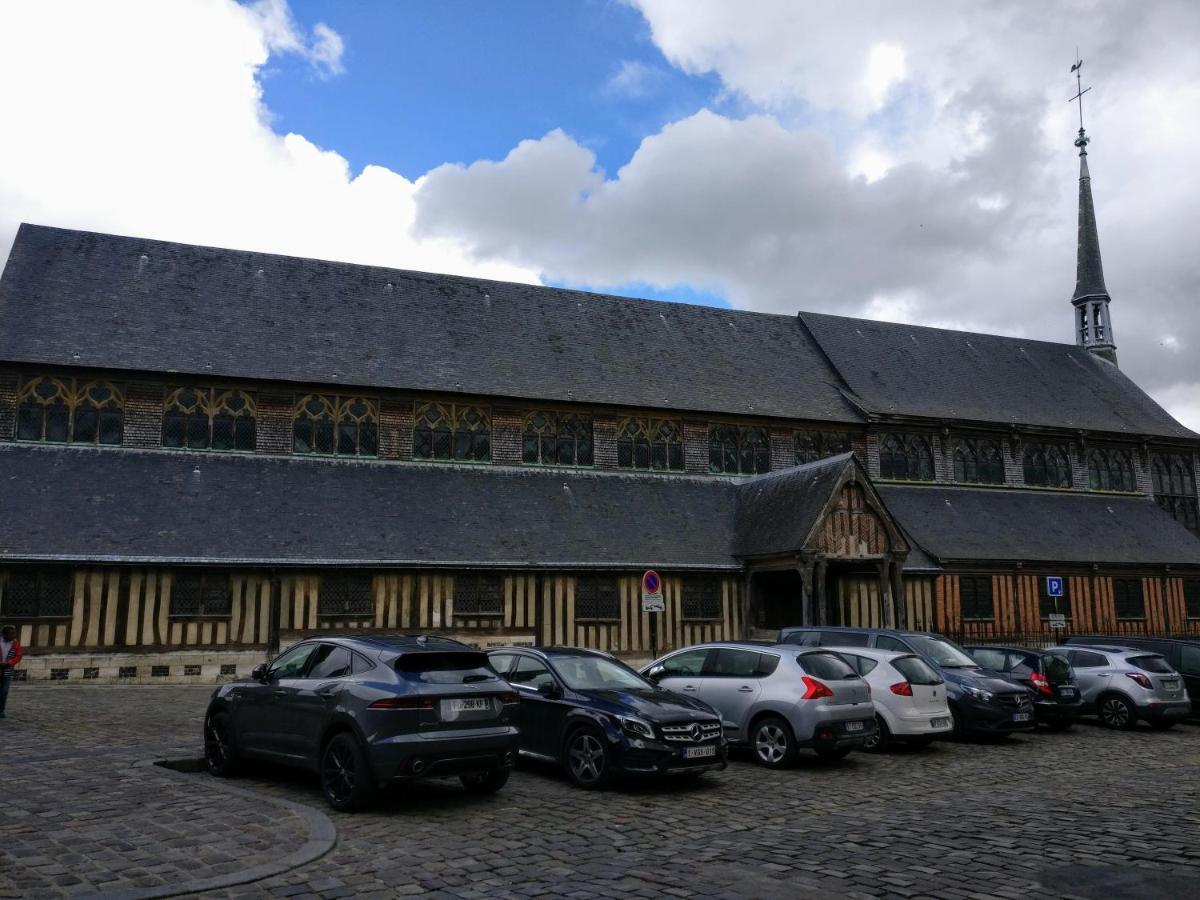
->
[204,635,520,811]
[779,627,1035,737]
[1065,635,1200,712]
[964,645,1083,730]
[486,646,727,789]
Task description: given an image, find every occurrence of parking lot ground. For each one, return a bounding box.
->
[2,686,1200,900]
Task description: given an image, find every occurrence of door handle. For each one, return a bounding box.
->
[737,686,754,693]
[682,685,697,692]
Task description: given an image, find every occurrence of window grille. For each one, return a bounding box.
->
[574,576,620,620]
[169,572,232,617]
[878,433,935,481]
[522,412,593,466]
[1087,448,1137,492]
[959,576,994,621]
[413,402,489,462]
[1151,453,1199,534]
[1023,443,1073,488]
[16,376,124,445]
[795,431,851,465]
[682,577,723,620]
[319,573,376,617]
[1112,578,1145,620]
[164,387,256,451]
[708,425,770,475]
[616,418,683,471]
[952,438,1005,485]
[293,395,378,457]
[454,574,503,615]
[1,570,73,619]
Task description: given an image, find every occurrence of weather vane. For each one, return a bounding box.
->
[1069,51,1091,155]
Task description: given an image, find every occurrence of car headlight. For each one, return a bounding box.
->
[614,715,656,740]
[960,684,995,703]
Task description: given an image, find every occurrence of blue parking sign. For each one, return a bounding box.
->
[1046,576,1063,597]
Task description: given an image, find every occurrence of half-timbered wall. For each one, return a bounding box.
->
[813,484,892,558]
[904,577,935,631]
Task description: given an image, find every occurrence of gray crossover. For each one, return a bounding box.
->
[1048,644,1192,729]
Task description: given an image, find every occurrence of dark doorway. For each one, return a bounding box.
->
[754,569,806,630]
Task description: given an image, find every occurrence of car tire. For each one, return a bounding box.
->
[320,732,378,812]
[460,768,510,795]
[1098,694,1137,731]
[564,726,612,790]
[863,715,890,753]
[750,716,798,768]
[203,711,241,777]
[1149,719,1176,731]
[814,745,853,763]
[949,705,967,739]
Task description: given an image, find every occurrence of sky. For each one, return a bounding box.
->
[1,1,1197,428]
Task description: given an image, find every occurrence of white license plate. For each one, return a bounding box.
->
[1058,687,1077,697]
[844,720,865,732]
[930,717,950,728]
[445,698,491,713]
[684,745,717,759]
[1012,712,1032,722]
[1163,680,1180,690]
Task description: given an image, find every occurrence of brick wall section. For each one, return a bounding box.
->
[255,391,293,455]
[0,370,17,441]
[593,415,618,468]
[122,382,163,449]
[683,419,709,474]
[769,427,794,471]
[491,407,523,465]
[864,431,880,478]
[379,398,413,461]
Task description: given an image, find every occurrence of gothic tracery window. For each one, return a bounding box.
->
[292,394,378,457]
[709,425,770,475]
[1087,448,1137,492]
[522,411,593,466]
[616,418,683,471]
[878,432,934,481]
[413,402,490,462]
[16,375,124,445]
[952,438,1005,485]
[164,386,256,451]
[1023,443,1073,488]
[1152,452,1199,534]
[795,431,851,465]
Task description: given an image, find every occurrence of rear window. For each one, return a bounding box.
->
[892,656,941,685]
[396,651,498,685]
[1042,653,1071,682]
[1129,655,1174,674]
[797,651,858,680]
[818,631,870,647]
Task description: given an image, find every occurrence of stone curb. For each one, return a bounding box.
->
[79,759,337,900]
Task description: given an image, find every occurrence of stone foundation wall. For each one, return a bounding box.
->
[12,649,268,685]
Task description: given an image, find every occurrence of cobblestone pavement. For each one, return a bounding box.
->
[2,685,1200,900]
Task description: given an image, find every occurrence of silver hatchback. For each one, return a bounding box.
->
[643,642,875,766]
[1049,644,1192,730]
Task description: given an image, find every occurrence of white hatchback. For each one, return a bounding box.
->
[832,648,954,750]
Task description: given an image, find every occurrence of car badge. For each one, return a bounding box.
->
[689,722,703,742]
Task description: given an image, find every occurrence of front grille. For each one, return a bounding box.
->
[996,693,1032,710]
[660,720,722,743]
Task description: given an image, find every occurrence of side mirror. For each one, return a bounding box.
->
[645,665,666,683]
[537,681,562,700]
[251,663,269,683]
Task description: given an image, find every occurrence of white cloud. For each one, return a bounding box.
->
[604,60,663,98]
[247,0,345,77]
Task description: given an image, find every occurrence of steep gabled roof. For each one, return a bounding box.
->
[800,312,1193,439]
[733,453,854,558]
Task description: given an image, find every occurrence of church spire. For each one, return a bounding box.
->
[1068,57,1117,365]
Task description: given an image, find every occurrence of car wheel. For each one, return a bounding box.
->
[949,705,967,739]
[814,744,853,763]
[460,768,510,795]
[1149,719,1176,731]
[1098,694,1137,730]
[863,715,890,753]
[750,716,798,768]
[564,727,612,790]
[203,711,241,777]
[320,732,377,812]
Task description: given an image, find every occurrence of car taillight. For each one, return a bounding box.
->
[801,676,833,700]
[889,681,913,696]
[369,696,435,710]
[498,692,520,705]
[1126,672,1152,689]
[1030,672,1053,696]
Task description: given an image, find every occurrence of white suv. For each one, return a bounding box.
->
[1048,645,1191,729]
[831,648,954,750]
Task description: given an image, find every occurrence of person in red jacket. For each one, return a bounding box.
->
[0,625,22,718]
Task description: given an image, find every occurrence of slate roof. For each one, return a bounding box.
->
[0,224,861,423]
[877,484,1200,566]
[732,454,854,558]
[800,312,1194,438]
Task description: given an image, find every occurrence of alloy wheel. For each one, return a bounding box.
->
[755,724,788,764]
[568,733,605,784]
[322,742,357,805]
[1101,697,1131,729]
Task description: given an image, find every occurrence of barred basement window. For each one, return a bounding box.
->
[795,431,851,465]
[413,402,490,462]
[169,571,232,617]
[163,387,256,451]
[616,418,683,471]
[1023,443,1073,488]
[1037,578,1071,620]
[878,433,934,481]
[16,376,124,445]
[709,425,770,475]
[1184,579,1200,620]
[1,570,73,619]
[1088,448,1137,492]
[952,438,1005,485]
[522,411,593,466]
[1152,453,1199,534]
[575,576,620,620]
[959,576,994,621]
[682,577,723,621]
[1112,578,1145,620]
[293,395,378,457]
[454,574,503,615]
[319,573,375,617]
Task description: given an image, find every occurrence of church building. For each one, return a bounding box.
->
[1,127,1199,683]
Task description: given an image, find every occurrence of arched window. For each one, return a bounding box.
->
[413,402,489,462]
[1152,453,1199,534]
[952,438,1005,485]
[293,394,377,457]
[878,433,934,481]
[1023,443,1073,488]
[16,376,124,445]
[709,425,770,475]
[164,387,256,451]
[795,431,851,465]
[616,418,683,471]
[522,411,593,466]
[1088,448,1136,492]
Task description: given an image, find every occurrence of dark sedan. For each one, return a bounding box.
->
[965,645,1083,730]
[487,646,727,789]
[204,635,520,811]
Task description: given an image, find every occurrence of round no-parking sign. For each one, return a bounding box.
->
[641,570,664,612]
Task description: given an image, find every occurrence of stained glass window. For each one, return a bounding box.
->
[952,438,1005,485]
[164,387,256,451]
[709,425,770,475]
[878,433,934,481]
[293,395,378,457]
[1023,443,1073,488]
[1087,448,1137,492]
[522,412,593,466]
[413,402,490,462]
[16,376,124,445]
[616,418,684,471]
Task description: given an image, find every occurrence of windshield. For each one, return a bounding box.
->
[396,651,498,685]
[905,635,978,668]
[551,655,653,691]
[1130,655,1174,674]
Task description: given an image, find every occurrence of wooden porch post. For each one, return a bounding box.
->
[813,559,828,627]
[876,558,892,629]
[890,557,907,630]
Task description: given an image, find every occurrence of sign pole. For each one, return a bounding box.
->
[641,570,664,660]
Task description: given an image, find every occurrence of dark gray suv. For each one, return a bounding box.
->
[204,635,520,811]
